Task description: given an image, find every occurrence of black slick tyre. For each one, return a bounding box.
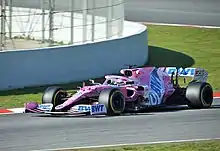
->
[42,86,67,111]
[186,82,213,109]
[98,88,125,116]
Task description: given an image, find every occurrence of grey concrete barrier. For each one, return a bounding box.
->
[0,22,148,90]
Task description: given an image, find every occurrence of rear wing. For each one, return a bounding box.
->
[162,67,208,83]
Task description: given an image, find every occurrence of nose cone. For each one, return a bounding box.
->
[25,102,38,110]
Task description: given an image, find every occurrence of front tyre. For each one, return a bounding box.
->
[98,89,125,116]
[186,82,213,109]
[42,86,67,111]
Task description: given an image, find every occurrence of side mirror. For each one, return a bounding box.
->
[89,79,95,84]
[89,79,101,85]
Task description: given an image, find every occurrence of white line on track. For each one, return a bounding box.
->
[32,138,220,151]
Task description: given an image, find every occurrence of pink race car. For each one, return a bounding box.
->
[24,66,213,116]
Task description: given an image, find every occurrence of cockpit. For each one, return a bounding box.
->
[103,75,135,86]
[106,78,126,85]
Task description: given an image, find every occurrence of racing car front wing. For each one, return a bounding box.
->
[24,103,107,116]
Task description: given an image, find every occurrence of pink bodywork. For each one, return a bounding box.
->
[24,67,176,111]
[124,67,176,95]
[54,67,176,110]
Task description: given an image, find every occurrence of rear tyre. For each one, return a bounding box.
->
[98,88,125,116]
[186,82,213,109]
[42,86,67,111]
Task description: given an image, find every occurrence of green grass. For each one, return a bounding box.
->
[0,25,220,108]
[57,140,220,151]
[146,25,220,88]
[0,78,103,108]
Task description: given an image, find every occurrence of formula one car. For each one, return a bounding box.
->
[24,65,213,116]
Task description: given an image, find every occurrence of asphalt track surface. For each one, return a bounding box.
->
[1,99,220,151]
[124,0,220,26]
[5,0,220,26]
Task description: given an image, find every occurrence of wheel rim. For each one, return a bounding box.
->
[110,91,125,113]
[201,85,213,105]
[53,90,66,106]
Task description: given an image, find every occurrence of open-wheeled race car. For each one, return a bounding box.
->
[24,65,213,116]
